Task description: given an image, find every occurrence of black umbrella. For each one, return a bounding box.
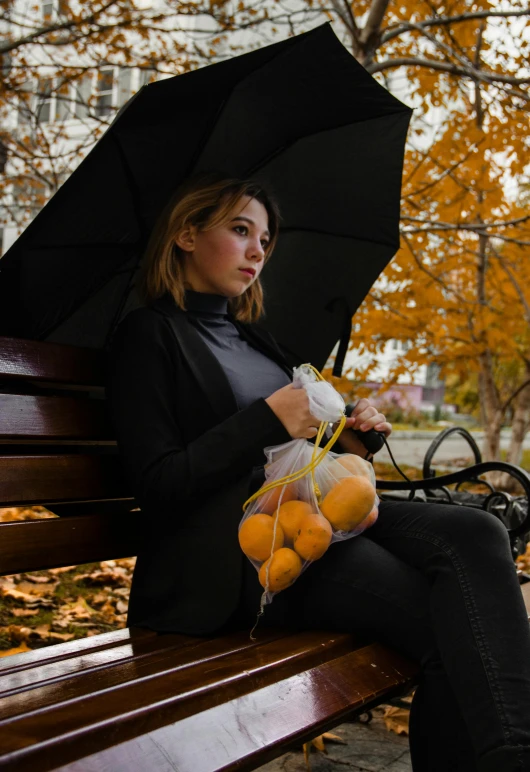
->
[0,22,411,375]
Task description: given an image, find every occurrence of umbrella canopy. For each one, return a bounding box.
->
[0,22,411,374]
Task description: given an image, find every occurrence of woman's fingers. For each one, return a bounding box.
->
[350,401,392,438]
[375,421,392,438]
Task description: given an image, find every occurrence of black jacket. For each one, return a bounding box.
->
[106,291,318,635]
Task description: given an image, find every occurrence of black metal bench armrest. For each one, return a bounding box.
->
[376,461,530,540]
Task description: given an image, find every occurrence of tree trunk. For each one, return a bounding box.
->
[508,380,530,466]
[478,353,503,461]
[495,375,530,493]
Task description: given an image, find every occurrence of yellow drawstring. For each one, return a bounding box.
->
[242,364,346,512]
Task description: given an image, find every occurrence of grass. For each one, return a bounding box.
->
[390,421,480,432]
[500,448,530,472]
[0,560,131,652]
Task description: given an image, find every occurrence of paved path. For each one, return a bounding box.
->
[376,429,528,470]
[256,710,412,772]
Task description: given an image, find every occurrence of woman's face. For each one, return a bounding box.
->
[175,195,271,297]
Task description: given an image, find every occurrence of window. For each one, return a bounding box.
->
[75,75,92,119]
[1,52,12,76]
[36,78,53,123]
[42,0,68,20]
[96,68,114,117]
[138,68,156,88]
[117,68,132,107]
[42,1,54,20]
[55,79,72,120]
[17,83,33,126]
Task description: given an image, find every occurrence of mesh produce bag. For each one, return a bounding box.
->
[238,364,380,635]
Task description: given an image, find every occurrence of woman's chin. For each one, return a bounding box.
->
[226,283,251,297]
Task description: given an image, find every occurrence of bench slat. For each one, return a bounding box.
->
[0,337,104,387]
[0,629,295,717]
[0,514,139,575]
[0,628,155,676]
[0,630,358,730]
[0,395,111,440]
[0,455,128,506]
[2,640,417,772]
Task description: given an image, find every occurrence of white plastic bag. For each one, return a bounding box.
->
[238,364,380,620]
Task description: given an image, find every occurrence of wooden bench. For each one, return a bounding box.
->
[0,335,420,772]
[2,336,530,772]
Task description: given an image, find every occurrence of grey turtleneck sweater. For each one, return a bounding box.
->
[183,289,293,409]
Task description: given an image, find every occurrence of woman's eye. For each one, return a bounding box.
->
[234,226,269,249]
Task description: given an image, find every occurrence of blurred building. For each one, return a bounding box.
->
[329,339,454,416]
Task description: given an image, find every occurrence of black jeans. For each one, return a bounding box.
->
[233,500,530,771]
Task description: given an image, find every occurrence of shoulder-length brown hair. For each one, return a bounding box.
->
[136,170,281,323]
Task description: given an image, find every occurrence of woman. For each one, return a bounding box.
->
[106,171,530,771]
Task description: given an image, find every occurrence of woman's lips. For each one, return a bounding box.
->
[239,269,255,278]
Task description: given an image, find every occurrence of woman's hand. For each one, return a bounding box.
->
[332,398,392,458]
[265,384,321,439]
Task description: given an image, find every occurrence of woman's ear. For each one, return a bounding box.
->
[174,225,196,252]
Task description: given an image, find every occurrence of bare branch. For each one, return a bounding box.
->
[404,140,484,200]
[381,9,530,45]
[367,56,530,96]
[361,0,390,44]
[0,1,118,54]
[329,0,358,40]
[489,244,530,326]
[366,292,411,321]
[501,378,530,415]
[402,214,530,230]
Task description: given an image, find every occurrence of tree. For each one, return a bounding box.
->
[2,0,530,478]
[309,1,530,478]
[0,0,296,232]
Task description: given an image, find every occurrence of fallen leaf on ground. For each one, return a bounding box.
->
[0,582,57,606]
[14,580,58,596]
[0,642,32,657]
[11,608,40,618]
[0,507,57,522]
[302,730,346,763]
[382,705,410,736]
[53,596,97,628]
[25,574,56,584]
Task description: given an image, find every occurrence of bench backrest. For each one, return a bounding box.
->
[0,336,140,576]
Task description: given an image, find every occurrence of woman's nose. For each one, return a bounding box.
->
[247,240,265,261]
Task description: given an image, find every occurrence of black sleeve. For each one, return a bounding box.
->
[105,309,292,513]
[255,327,344,456]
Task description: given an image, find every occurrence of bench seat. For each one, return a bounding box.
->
[0,623,418,772]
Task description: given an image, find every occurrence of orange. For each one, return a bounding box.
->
[321,476,376,531]
[256,481,297,515]
[334,454,372,480]
[293,512,332,561]
[238,513,284,562]
[362,504,379,530]
[277,500,314,542]
[258,547,302,592]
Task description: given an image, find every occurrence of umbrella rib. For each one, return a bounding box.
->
[279,226,398,250]
[188,25,335,177]
[109,132,152,247]
[246,107,411,181]
[24,242,140,250]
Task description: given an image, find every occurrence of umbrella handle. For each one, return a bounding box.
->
[345,403,386,454]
